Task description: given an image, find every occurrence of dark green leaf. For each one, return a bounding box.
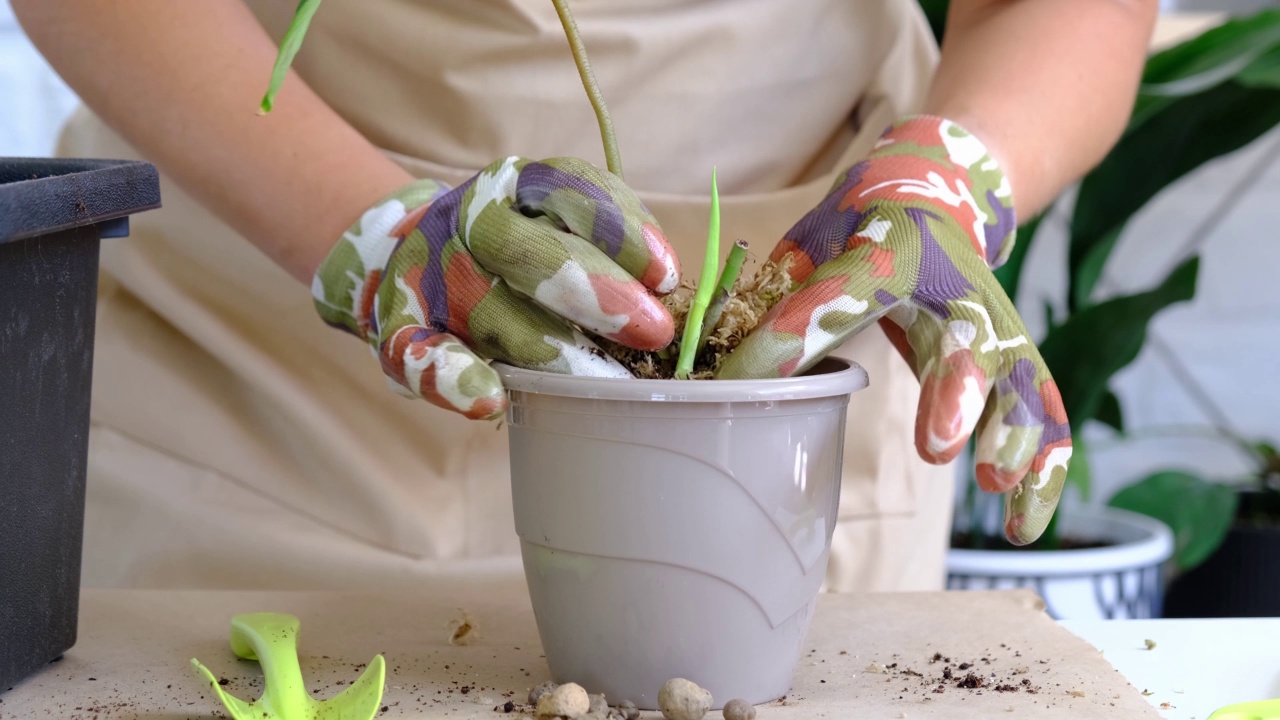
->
[915,0,949,45]
[1095,390,1125,433]
[1039,257,1199,425]
[992,214,1041,303]
[1237,44,1280,89]
[1132,11,1280,129]
[1070,83,1280,304]
[1070,225,1122,312]
[260,0,325,114]
[1256,441,1280,478]
[1064,435,1091,503]
[1108,470,1238,572]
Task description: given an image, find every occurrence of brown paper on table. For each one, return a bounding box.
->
[3,578,1158,719]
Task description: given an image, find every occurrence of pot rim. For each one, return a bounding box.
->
[494,355,868,402]
[947,506,1175,577]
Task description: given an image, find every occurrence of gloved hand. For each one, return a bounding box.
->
[718,116,1070,545]
[313,156,681,420]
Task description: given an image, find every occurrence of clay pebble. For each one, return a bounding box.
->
[722,699,756,720]
[529,681,559,706]
[537,682,590,718]
[659,678,714,720]
[588,694,608,714]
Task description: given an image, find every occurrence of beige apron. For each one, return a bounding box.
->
[57,0,955,592]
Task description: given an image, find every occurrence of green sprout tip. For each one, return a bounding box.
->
[259,0,324,114]
[675,169,721,379]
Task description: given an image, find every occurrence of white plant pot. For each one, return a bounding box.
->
[947,506,1175,620]
[496,358,868,710]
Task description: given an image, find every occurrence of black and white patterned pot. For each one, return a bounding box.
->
[946,507,1175,620]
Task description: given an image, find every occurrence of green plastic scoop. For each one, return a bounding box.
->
[1208,699,1280,720]
[191,613,386,720]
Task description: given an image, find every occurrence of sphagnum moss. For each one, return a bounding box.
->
[596,253,793,379]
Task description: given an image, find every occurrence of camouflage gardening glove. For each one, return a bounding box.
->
[718,116,1070,545]
[313,157,681,420]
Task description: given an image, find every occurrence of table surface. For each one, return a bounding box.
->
[0,574,1179,720]
[3,604,1272,720]
[1062,618,1280,720]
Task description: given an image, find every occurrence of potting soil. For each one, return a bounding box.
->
[597,254,794,379]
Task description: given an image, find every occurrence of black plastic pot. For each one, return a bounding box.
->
[1162,491,1280,618]
[0,158,160,691]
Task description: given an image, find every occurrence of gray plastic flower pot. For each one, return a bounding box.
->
[0,158,159,693]
[496,357,868,710]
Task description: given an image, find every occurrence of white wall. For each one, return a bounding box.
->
[0,0,80,156]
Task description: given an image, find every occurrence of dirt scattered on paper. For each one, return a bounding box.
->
[855,648,1052,701]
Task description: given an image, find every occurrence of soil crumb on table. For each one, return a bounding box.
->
[448,609,476,646]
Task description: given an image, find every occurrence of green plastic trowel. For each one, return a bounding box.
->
[1208,699,1280,720]
[191,613,386,720]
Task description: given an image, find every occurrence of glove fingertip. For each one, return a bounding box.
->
[914,358,987,464]
[973,413,1037,493]
[975,462,1026,494]
[1003,496,1054,547]
[1002,453,1070,546]
[463,392,509,422]
[381,328,509,421]
[639,222,681,296]
[1003,510,1034,546]
[437,355,509,421]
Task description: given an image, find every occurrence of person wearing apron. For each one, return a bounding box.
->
[14,0,1159,592]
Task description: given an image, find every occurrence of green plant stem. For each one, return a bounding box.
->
[550,0,623,178]
[259,0,625,180]
[259,0,324,114]
[675,169,721,379]
[695,239,748,354]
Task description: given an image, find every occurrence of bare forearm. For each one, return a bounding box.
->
[13,0,412,282]
[925,0,1160,216]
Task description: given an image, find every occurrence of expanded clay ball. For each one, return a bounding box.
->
[722,699,756,720]
[538,682,590,718]
[659,678,714,720]
[529,681,559,706]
